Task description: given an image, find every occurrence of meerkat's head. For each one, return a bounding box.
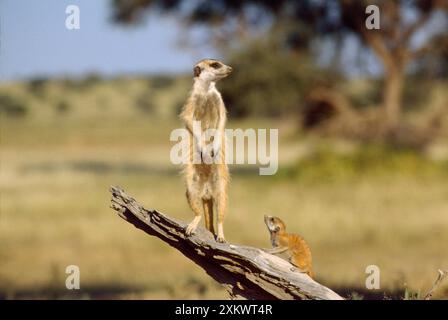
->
[264,215,286,233]
[193,59,232,82]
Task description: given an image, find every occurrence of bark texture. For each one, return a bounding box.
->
[109,186,344,300]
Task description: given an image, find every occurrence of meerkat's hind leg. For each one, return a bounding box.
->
[203,199,215,235]
[215,192,227,243]
[185,191,203,236]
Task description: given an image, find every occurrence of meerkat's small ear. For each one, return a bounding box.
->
[194,66,201,77]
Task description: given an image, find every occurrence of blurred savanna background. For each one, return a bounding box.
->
[0,0,447,299]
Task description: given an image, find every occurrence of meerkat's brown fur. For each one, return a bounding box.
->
[180,59,232,243]
[264,215,314,278]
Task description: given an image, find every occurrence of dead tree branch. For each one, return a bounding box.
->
[109,186,344,300]
[424,269,448,300]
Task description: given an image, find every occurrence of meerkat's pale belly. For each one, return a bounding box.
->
[191,165,220,200]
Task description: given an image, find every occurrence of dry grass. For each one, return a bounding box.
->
[1,114,447,300]
[1,77,447,299]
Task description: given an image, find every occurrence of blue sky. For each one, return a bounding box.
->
[1,1,445,82]
[0,0,215,81]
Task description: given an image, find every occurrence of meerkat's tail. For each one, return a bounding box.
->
[203,199,215,234]
[307,269,314,279]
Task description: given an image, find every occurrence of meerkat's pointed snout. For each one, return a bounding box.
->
[221,64,232,78]
[264,215,275,231]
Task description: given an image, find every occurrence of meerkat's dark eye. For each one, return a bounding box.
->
[210,62,222,69]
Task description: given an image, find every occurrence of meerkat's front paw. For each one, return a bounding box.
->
[201,151,214,164]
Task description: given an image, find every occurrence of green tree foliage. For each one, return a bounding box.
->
[0,95,28,117]
[220,37,336,118]
[111,0,447,127]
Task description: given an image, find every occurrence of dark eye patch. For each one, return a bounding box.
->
[210,62,222,69]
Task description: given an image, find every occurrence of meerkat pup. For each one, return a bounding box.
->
[180,59,232,243]
[264,215,314,278]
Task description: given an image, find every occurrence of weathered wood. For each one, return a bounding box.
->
[424,269,448,300]
[109,186,344,300]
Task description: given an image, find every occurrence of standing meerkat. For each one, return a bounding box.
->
[180,59,232,243]
[264,215,314,278]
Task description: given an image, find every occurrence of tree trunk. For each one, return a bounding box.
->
[109,186,344,300]
[383,66,404,129]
